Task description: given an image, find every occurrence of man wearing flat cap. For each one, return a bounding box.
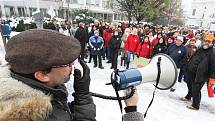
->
[0,29,144,121]
[181,34,215,110]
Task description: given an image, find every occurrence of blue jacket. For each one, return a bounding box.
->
[89,36,104,55]
[166,44,187,68]
[1,24,11,36]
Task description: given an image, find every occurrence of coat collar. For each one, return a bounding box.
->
[0,64,52,121]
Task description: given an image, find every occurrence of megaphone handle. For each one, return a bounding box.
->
[144,57,162,118]
[155,57,161,87]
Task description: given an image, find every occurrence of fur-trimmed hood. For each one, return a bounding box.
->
[0,64,52,121]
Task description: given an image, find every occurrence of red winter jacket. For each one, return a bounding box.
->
[125,34,140,53]
[151,37,160,46]
[136,42,153,59]
[103,29,113,47]
[186,33,194,39]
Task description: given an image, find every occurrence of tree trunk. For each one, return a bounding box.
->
[127,13,132,27]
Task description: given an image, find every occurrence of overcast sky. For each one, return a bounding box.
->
[182,0,192,8]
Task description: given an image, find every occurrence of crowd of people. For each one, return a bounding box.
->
[0,17,215,121]
[49,19,215,111]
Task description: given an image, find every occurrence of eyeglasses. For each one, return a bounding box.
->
[204,40,213,43]
[52,63,73,68]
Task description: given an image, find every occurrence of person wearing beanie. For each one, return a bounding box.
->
[109,30,121,69]
[166,35,187,91]
[89,30,104,69]
[0,29,144,121]
[181,35,215,110]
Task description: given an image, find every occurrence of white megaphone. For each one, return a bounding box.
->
[111,53,178,90]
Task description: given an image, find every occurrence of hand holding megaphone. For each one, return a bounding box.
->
[111,54,178,90]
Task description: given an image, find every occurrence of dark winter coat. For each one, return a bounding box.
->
[109,35,121,52]
[153,43,167,56]
[89,36,104,55]
[1,24,11,36]
[0,65,144,121]
[166,44,187,69]
[0,65,96,121]
[186,45,197,61]
[187,47,215,83]
[181,44,197,72]
[75,27,88,48]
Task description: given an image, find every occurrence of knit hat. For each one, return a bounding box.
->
[5,29,81,74]
[204,35,214,41]
[94,30,99,35]
[176,36,184,42]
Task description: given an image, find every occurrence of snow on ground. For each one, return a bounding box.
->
[0,32,215,121]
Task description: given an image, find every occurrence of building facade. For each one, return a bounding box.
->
[184,0,215,29]
[0,0,125,22]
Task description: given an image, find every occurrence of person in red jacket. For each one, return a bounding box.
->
[103,24,113,62]
[151,33,162,46]
[124,27,140,69]
[136,36,153,59]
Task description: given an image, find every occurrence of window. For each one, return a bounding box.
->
[71,0,78,4]
[40,8,47,16]
[192,9,196,16]
[18,7,26,17]
[86,0,91,5]
[4,6,15,17]
[29,8,37,16]
[212,13,215,18]
[104,13,107,20]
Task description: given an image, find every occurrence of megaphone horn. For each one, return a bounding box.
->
[111,54,178,90]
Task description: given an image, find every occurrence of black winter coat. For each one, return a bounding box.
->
[10,72,96,121]
[153,43,167,56]
[166,44,187,68]
[109,35,121,52]
[75,27,88,48]
[187,47,215,83]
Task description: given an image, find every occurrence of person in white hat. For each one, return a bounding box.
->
[166,35,187,91]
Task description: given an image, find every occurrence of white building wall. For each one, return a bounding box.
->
[185,0,215,28]
[0,0,60,17]
[0,0,118,21]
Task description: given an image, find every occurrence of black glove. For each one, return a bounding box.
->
[73,60,92,105]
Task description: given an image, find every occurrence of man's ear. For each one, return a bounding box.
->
[34,71,50,83]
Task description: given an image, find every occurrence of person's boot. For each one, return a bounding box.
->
[99,65,104,69]
[126,62,130,69]
[124,57,127,67]
[120,57,124,66]
[88,57,92,63]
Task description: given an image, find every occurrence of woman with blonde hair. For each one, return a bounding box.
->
[120,28,131,66]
